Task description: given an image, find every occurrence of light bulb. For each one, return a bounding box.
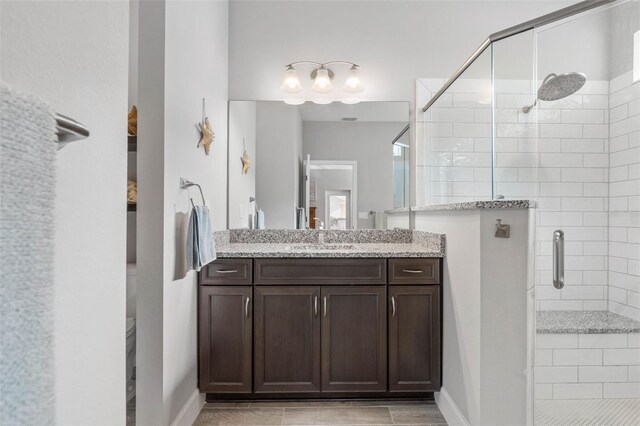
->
[343,65,363,93]
[282,66,302,93]
[312,67,333,94]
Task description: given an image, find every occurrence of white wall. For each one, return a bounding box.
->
[1,1,129,424]
[414,208,531,425]
[415,212,482,424]
[137,1,166,423]
[255,102,302,229]
[609,0,640,79]
[228,101,257,229]
[303,121,404,228]
[229,0,576,109]
[137,0,229,424]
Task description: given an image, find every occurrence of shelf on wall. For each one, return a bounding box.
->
[128,135,137,152]
[127,204,136,212]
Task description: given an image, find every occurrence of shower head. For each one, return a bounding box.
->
[522,72,586,113]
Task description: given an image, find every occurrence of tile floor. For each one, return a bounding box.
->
[536,399,640,425]
[194,400,447,425]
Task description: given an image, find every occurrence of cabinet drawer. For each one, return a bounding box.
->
[254,258,386,285]
[388,259,441,285]
[200,259,252,285]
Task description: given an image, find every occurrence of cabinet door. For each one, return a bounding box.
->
[254,286,320,393]
[321,286,387,392]
[389,285,441,391]
[199,286,252,393]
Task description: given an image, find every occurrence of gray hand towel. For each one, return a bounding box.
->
[1,83,56,425]
[186,205,216,272]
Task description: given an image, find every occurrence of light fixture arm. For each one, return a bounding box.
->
[285,61,360,69]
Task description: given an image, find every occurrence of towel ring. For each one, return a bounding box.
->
[180,178,206,208]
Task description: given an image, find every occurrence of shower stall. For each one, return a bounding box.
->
[417,0,639,423]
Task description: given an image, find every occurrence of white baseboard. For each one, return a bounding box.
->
[435,387,470,426]
[170,389,205,426]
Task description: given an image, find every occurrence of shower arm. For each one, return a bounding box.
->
[522,99,537,114]
[522,73,558,113]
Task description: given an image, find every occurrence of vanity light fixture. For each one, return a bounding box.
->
[282,65,302,93]
[311,66,333,93]
[343,65,364,93]
[281,61,364,105]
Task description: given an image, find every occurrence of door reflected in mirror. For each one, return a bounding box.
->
[327,192,349,230]
[227,101,410,230]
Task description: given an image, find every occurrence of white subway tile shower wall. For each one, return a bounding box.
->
[417,78,612,311]
[608,70,640,322]
[535,333,640,400]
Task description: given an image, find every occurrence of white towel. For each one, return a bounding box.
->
[374,211,387,230]
[186,205,216,271]
[256,209,265,230]
[0,83,56,425]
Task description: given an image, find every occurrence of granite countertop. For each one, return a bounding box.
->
[537,311,640,334]
[213,229,445,258]
[412,199,534,212]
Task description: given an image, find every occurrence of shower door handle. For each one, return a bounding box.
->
[553,230,564,290]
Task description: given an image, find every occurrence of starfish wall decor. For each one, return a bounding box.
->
[197,116,214,155]
[240,137,251,174]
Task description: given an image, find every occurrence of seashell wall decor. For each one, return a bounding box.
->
[128,106,137,136]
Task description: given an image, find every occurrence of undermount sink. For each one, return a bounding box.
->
[284,243,355,251]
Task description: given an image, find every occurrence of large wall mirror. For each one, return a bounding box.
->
[227,101,410,230]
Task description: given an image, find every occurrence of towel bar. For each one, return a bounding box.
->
[180,178,206,207]
[55,113,89,143]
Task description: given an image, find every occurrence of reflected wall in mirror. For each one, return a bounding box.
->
[227,101,410,230]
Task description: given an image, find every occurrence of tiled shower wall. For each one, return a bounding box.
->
[608,71,640,321]
[417,77,612,311]
[530,80,611,312]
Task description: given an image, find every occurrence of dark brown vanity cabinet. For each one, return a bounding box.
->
[198,286,252,393]
[254,286,320,393]
[321,286,387,392]
[388,285,441,392]
[199,257,442,397]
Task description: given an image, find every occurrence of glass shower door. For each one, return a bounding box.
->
[418,47,494,206]
[490,1,640,423]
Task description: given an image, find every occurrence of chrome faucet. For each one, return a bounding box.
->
[313,218,325,230]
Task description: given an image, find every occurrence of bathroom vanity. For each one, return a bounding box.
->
[197,230,444,399]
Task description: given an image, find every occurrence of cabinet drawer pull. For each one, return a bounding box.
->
[402,269,423,274]
[323,297,327,317]
[391,296,396,317]
[245,296,250,318]
[216,269,239,274]
[314,296,318,318]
